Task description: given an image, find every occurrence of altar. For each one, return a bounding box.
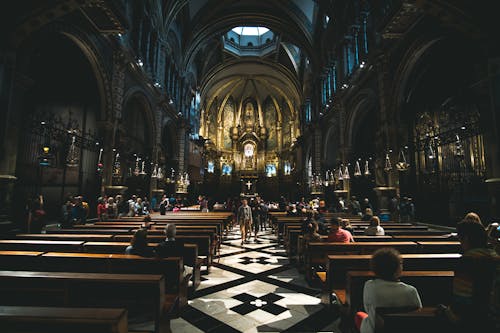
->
[241,176,258,197]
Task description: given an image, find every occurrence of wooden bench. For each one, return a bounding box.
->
[0,306,128,333]
[325,253,461,289]
[306,242,419,282]
[0,240,84,252]
[16,233,114,241]
[0,270,168,333]
[113,234,212,271]
[82,242,202,289]
[376,306,445,333]
[417,241,461,253]
[0,251,189,317]
[48,229,132,235]
[344,271,454,312]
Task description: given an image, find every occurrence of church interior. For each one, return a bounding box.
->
[0,1,499,333]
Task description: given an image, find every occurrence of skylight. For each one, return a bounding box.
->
[231,26,269,36]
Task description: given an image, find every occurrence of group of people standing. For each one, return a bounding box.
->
[97,194,151,221]
[236,197,269,245]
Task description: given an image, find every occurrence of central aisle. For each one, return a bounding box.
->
[170,227,340,332]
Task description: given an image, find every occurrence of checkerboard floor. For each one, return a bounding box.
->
[168,228,340,333]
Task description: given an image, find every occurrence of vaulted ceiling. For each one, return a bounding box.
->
[176,0,318,107]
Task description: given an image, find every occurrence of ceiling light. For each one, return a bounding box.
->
[137,59,143,67]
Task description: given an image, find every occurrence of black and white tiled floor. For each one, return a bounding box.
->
[168,227,341,332]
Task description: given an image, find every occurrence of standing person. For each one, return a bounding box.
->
[29,195,46,233]
[251,198,261,241]
[61,196,73,228]
[237,199,253,245]
[350,196,362,216]
[407,197,415,223]
[389,195,399,222]
[259,199,269,231]
[159,195,167,215]
[107,196,117,219]
[362,198,373,212]
[97,197,106,221]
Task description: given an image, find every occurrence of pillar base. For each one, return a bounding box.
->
[0,175,17,233]
[373,186,397,212]
[486,178,500,219]
[104,185,128,197]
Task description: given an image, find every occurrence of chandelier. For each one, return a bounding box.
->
[343,165,350,180]
[176,172,190,194]
[364,160,371,176]
[165,168,176,184]
[324,170,335,187]
[310,173,324,194]
[354,160,362,177]
[396,149,410,171]
[151,164,163,179]
[384,153,392,172]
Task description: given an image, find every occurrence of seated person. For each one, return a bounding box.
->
[361,208,374,221]
[303,221,321,245]
[355,248,422,333]
[125,229,154,257]
[364,216,385,236]
[313,210,328,235]
[438,221,499,332]
[155,224,193,277]
[461,211,482,225]
[287,204,299,216]
[341,218,354,235]
[327,217,354,243]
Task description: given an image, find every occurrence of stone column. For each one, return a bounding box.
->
[484,57,500,219]
[104,52,126,195]
[0,54,31,230]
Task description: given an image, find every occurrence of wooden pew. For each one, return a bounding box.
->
[16,233,114,241]
[0,306,128,333]
[417,241,461,253]
[82,242,202,289]
[325,253,461,289]
[0,240,84,252]
[344,271,454,312]
[113,234,212,271]
[0,271,168,333]
[376,307,445,333]
[306,242,418,282]
[0,251,189,316]
[48,229,132,235]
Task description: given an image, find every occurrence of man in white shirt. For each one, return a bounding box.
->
[357,248,422,333]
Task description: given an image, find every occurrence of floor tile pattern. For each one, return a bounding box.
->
[166,227,339,332]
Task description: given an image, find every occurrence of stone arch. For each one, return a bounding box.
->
[16,22,112,122]
[121,89,156,154]
[345,89,378,150]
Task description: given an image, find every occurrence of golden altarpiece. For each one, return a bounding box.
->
[199,93,299,197]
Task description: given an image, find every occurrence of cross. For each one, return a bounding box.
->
[245,180,252,190]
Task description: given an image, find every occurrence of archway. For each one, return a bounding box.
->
[119,92,154,199]
[398,38,488,225]
[346,93,378,207]
[15,32,103,221]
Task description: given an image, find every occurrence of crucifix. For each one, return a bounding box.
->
[245,180,252,191]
